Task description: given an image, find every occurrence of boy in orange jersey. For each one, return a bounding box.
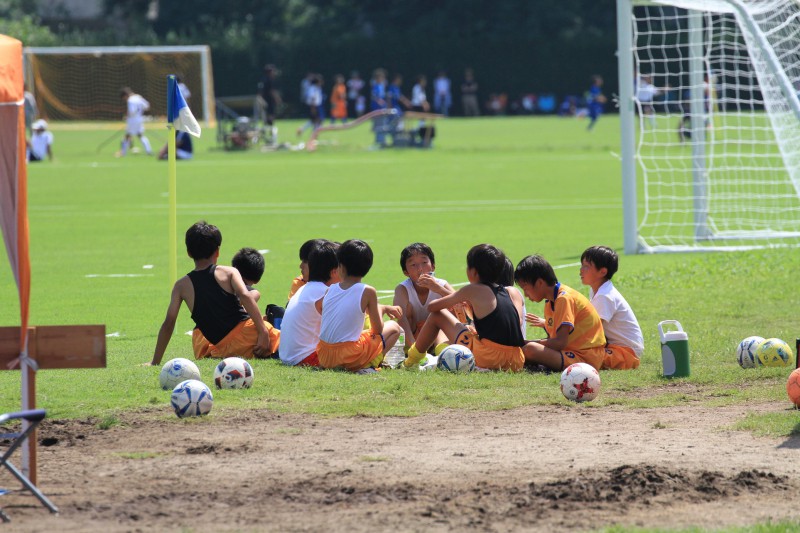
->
[514,254,605,371]
[148,221,280,366]
[398,244,526,372]
[317,239,403,372]
[330,74,347,124]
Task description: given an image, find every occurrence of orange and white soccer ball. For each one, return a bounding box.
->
[560,362,601,403]
[787,369,800,408]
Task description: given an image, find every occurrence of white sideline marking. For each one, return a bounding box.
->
[85,273,154,278]
[106,332,121,338]
[258,249,270,254]
[377,261,581,299]
[143,264,154,269]
[185,330,193,336]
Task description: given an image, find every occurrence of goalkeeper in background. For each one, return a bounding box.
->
[117,87,153,157]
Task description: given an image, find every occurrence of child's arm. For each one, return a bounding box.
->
[361,286,384,335]
[417,274,454,297]
[427,284,480,313]
[537,325,570,352]
[525,313,546,328]
[231,270,271,356]
[392,285,415,343]
[148,281,185,366]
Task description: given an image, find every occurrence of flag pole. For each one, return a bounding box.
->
[166,76,178,285]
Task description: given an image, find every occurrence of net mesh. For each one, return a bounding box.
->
[26,49,208,122]
[631,0,800,251]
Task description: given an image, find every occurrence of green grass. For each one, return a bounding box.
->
[1,116,799,434]
[600,522,800,533]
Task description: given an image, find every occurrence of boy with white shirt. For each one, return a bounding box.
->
[580,246,644,370]
[118,87,152,156]
[279,241,339,367]
[27,119,53,162]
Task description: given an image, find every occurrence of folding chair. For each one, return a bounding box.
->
[0,409,59,522]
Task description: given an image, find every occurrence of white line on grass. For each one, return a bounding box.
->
[85,274,154,278]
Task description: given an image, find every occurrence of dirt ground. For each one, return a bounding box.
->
[2,400,800,532]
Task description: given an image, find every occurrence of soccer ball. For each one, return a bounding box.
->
[736,336,764,369]
[560,362,601,403]
[159,358,201,390]
[786,369,800,407]
[755,338,793,367]
[170,379,213,418]
[436,345,476,373]
[213,357,255,389]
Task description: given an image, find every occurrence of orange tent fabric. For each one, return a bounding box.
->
[0,34,30,359]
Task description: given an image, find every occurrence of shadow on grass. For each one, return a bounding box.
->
[777,420,800,449]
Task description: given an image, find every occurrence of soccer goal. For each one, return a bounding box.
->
[23,45,215,125]
[617,0,800,253]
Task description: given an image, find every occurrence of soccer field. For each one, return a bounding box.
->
[0,115,797,422]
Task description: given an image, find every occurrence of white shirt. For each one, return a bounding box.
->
[307,85,323,107]
[636,78,659,104]
[30,131,53,159]
[412,84,427,107]
[590,280,644,357]
[399,277,446,327]
[434,77,450,96]
[280,281,328,366]
[319,283,367,343]
[127,94,150,118]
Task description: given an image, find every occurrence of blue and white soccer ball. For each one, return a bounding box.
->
[213,357,255,389]
[159,357,202,390]
[560,362,601,403]
[755,338,793,368]
[436,345,475,373]
[170,379,213,418]
[736,336,764,369]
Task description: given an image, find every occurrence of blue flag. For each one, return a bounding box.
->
[167,75,201,137]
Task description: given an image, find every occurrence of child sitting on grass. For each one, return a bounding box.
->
[317,239,403,372]
[392,242,456,354]
[287,238,327,301]
[280,240,340,367]
[399,244,526,372]
[580,245,643,370]
[514,254,605,371]
[148,221,279,366]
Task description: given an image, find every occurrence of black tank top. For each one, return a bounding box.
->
[473,284,524,347]
[187,265,249,344]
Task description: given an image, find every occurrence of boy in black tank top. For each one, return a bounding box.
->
[147,221,279,366]
[398,244,526,372]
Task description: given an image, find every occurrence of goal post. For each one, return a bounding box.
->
[617,0,800,253]
[23,45,215,125]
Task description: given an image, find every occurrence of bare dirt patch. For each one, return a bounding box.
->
[2,403,800,532]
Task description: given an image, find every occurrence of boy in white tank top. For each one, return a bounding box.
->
[317,240,403,371]
[393,243,455,354]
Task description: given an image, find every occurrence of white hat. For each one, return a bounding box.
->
[32,119,48,130]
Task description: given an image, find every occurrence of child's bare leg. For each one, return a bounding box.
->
[413,309,460,352]
[381,321,403,355]
[522,341,564,371]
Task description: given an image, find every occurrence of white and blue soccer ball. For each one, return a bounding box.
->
[736,336,764,369]
[755,338,793,368]
[436,345,475,373]
[560,362,601,403]
[159,358,202,390]
[171,379,213,418]
[213,357,255,389]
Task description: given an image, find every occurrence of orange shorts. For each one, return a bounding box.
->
[454,328,525,372]
[192,319,280,359]
[601,344,640,370]
[317,331,385,371]
[559,345,606,371]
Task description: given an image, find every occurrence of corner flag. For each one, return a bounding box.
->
[167,75,201,137]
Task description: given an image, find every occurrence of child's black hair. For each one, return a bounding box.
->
[308,241,340,282]
[514,254,558,286]
[580,245,618,280]
[299,239,326,262]
[232,247,265,284]
[337,239,373,278]
[466,244,506,284]
[498,256,515,287]
[400,242,435,272]
[185,221,221,260]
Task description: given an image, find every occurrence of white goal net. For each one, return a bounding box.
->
[618,0,800,252]
[23,45,215,125]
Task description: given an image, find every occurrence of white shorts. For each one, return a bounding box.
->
[176,149,192,160]
[126,117,145,136]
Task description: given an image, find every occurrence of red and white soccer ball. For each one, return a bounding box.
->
[159,358,202,390]
[560,362,601,403]
[213,357,255,389]
[786,368,800,407]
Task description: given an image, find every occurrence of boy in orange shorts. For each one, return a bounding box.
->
[514,254,605,371]
[580,245,643,370]
[317,239,403,372]
[398,244,526,372]
[147,221,279,366]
